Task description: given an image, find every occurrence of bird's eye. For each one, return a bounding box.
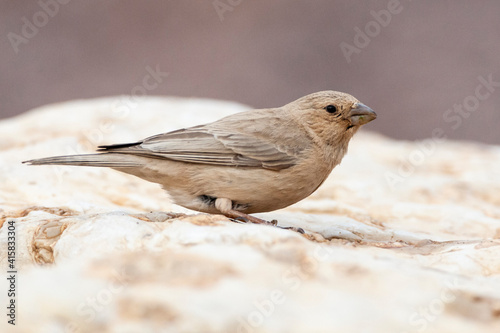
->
[325,105,337,114]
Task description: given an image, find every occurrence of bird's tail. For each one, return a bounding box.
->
[23,153,141,168]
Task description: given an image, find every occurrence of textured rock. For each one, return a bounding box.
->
[1,96,499,332]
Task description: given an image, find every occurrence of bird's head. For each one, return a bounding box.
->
[287,90,377,145]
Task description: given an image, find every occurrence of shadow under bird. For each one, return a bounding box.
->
[24,91,377,230]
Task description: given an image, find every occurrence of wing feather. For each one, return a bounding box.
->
[98,110,305,170]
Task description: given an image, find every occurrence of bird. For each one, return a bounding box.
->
[24,91,376,228]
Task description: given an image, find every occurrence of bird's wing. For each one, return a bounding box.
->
[98,112,303,171]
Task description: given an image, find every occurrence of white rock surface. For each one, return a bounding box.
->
[1,96,499,333]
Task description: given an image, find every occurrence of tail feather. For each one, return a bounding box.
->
[23,153,141,168]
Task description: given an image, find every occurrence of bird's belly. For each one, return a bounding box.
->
[115,158,333,214]
[167,163,332,214]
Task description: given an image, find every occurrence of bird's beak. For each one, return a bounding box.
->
[349,103,377,126]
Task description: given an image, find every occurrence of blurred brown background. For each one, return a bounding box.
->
[1,1,499,144]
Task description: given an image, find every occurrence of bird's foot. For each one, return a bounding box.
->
[229,216,303,233]
[229,214,276,226]
[215,198,301,232]
[229,217,248,224]
[278,226,305,234]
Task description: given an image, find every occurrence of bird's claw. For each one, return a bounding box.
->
[278,226,305,234]
[230,217,250,224]
[228,216,304,234]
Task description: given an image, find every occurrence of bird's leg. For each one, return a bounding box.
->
[215,198,277,226]
[279,226,305,234]
[214,198,304,233]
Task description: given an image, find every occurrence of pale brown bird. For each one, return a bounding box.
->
[24,91,376,228]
